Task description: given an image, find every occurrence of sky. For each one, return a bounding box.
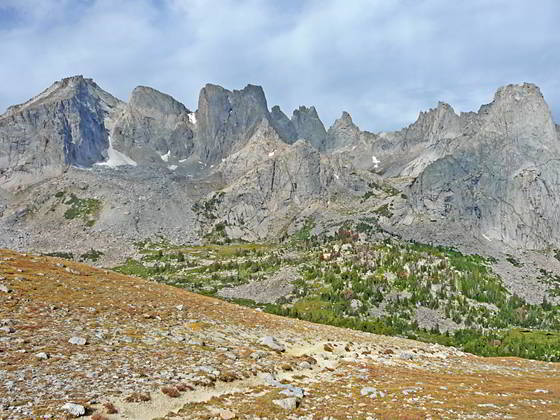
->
[1,0,559,131]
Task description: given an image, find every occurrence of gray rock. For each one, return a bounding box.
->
[111,86,195,166]
[68,336,87,345]
[36,352,49,360]
[399,352,416,360]
[325,111,362,151]
[194,83,271,164]
[272,397,299,410]
[0,326,15,333]
[270,105,298,143]
[218,266,298,303]
[0,284,11,293]
[360,387,385,398]
[409,83,560,249]
[60,402,85,417]
[0,75,124,190]
[291,105,327,151]
[258,336,285,352]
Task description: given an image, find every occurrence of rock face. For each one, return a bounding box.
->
[2,76,560,255]
[0,76,124,189]
[325,111,361,151]
[270,105,298,143]
[110,86,195,165]
[194,83,271,163]
[410,83,560,249]
[291,106,327,151]
[207,138,324,241]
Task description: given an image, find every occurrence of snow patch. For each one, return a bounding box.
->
[372,155,380,169]
[160,150,171,162]
[334,173,339,180]
[268,151,275,157]
[188,112,197,125]
[168,165,178,171]
[481,233,492,242]
[179,159,187,163]
[96,136,137,168]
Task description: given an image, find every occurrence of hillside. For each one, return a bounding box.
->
[1,249,559,419]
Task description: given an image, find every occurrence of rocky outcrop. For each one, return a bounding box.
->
[206,139,323,240]
[216,119,289,183]
[325,111,361,151]
[291,106,327,151]
[270,105,298,143]
[409,83,560,249]
[0,76,124,189]
[110,86,195,165]
[3,75,560,255]
[194,84,271,163]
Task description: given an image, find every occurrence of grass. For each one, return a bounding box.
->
[374,203,393,218]
[2,248,560,420]
[80,249,104,262]
[109,233,560,362]
[61,192,102,225]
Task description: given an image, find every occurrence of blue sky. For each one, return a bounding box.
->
[1,0,559,131]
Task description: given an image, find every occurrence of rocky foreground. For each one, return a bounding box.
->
[0,249,559,420]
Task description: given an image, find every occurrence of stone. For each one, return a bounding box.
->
[291,106,327,151]
[399,352,415,360]
[0,326,15,333]
[360,387,385,398]
[68,337,87,345]
[270,105,298,143]
[36,352,49,360]
[272,397,299,410]
[258,336,285,352]
[60,403,85,417]
[0,76,124,190]
[219,409,236,419]
[0,284,11,293]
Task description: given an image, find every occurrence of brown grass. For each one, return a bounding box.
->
[161,386,181,398]
[124,392,151,403]
[103,402,118,414]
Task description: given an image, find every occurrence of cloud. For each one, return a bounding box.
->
[1,0,559,131]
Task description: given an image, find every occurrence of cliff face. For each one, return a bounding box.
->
[0,76,124,189]
[2,76,560,253]
[194,84,272,164]
[291,106,327,151]
[410,83,560,249]
[110,86,195,165]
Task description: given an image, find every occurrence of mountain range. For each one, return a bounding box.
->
[1,75,560,297]
[2,75,560,418]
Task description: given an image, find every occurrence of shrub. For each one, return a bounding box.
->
[103,402,118,414]
[161,386,180,398]
[124,392,151,402]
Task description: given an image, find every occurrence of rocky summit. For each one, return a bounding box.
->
[1,76,560,418]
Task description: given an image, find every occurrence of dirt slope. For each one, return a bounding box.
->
[0,249,559,419]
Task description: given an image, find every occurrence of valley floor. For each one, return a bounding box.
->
[1,249,559,419]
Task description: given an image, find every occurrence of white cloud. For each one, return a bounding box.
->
[1,0,559,131]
